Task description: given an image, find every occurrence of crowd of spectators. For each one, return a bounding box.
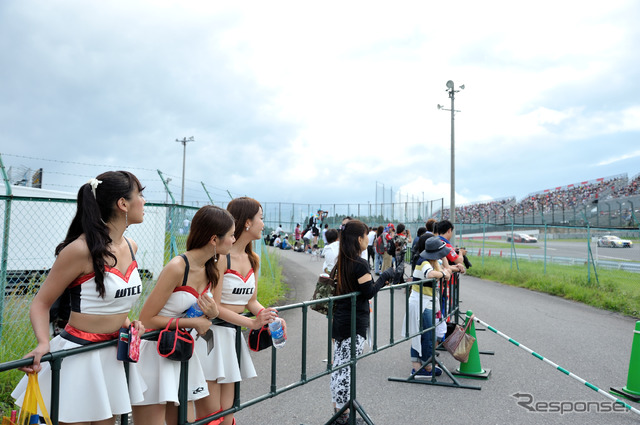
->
[436,173,638,223]
[515,175,627,215]
[608,174,640,198]
[439,198,515,223]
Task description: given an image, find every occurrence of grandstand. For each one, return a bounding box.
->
[434,173,639,228]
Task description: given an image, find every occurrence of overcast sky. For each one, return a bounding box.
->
[1,0,639,208]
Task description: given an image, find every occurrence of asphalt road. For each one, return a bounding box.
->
[234,247,640,425]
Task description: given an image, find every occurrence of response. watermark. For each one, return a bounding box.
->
[512,392,629,415]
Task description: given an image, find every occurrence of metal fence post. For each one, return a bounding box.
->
[0,154,12,341]
[544,223,548,274]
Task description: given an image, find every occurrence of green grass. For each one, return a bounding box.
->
[466,256,640,318]
[0,284,39,415]
[164,232,188,264]
[257,247,288,308]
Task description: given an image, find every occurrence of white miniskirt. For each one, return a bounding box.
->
[131,339,209,405]
[194,323,257,384]
[12,334,146,423]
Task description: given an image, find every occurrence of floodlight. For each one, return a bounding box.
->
[446,80,454,89]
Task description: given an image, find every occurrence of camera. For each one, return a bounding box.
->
[455,247,472,269]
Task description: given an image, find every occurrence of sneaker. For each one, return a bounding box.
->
[411,366,442,378]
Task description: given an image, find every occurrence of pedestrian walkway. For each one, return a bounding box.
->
[234,247,638,425]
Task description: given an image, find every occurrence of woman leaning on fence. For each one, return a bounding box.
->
[12,171,147,424]
[193,196,284,425]
[131,205,236,425]
[330,220,393,424]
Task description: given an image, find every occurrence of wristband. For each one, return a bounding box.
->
[257,308,264,317]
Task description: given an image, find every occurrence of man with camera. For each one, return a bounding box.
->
[434,220,468,274]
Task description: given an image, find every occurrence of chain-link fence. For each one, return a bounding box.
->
[260,200,445,237]
[440,195,640,229]
[454,222,640,282]
[2,180,638,361]
[0,195,277,363]
[259,195,639,241]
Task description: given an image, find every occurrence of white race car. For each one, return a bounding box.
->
[597,235,633,248]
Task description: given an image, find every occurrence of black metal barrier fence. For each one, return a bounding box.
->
[0,273,462,425]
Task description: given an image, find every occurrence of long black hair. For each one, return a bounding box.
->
[56,171,144,298]
[336,219,368,296]
[227,197,262,274]
[187,205,235,288]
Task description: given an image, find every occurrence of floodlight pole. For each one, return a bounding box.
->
[449,84,456,239]
[176,136,194,205]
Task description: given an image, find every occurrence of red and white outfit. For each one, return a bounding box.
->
[132,254,210,405]
[12,238,146,423]
[194,254,257,383]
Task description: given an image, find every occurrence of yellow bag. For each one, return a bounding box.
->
[17,373,52,425]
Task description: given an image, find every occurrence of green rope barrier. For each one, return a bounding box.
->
[473,316,640,416]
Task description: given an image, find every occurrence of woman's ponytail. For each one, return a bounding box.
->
[56,171,142,298]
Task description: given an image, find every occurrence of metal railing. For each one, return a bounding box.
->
[1,272,463,425]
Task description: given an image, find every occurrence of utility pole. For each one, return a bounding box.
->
[175,136,194,205]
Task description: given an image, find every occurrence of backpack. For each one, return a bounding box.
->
[375,235,386,255]
[384,234,396,255]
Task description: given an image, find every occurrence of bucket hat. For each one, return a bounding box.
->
[420,236,451,260]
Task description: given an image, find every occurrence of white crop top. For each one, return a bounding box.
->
[220,254,255,305]
[158,254,212,317]
[69,238,142,315]
[159,286,210,317]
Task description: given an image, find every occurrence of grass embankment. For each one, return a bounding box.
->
[466,256,640,318]
[257,247,288,307]
[0,247,287,416]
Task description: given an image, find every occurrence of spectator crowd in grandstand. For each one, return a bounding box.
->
[437,173,639,224]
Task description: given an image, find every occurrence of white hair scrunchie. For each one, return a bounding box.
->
[87,178,102,198]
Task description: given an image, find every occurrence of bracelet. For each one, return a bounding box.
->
[257,308,264,317]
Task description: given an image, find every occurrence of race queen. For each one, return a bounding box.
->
[12,171,148,424]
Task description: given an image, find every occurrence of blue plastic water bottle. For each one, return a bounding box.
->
[183,302,203,318]
[184,292,213,318]
[268,317,286,348]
